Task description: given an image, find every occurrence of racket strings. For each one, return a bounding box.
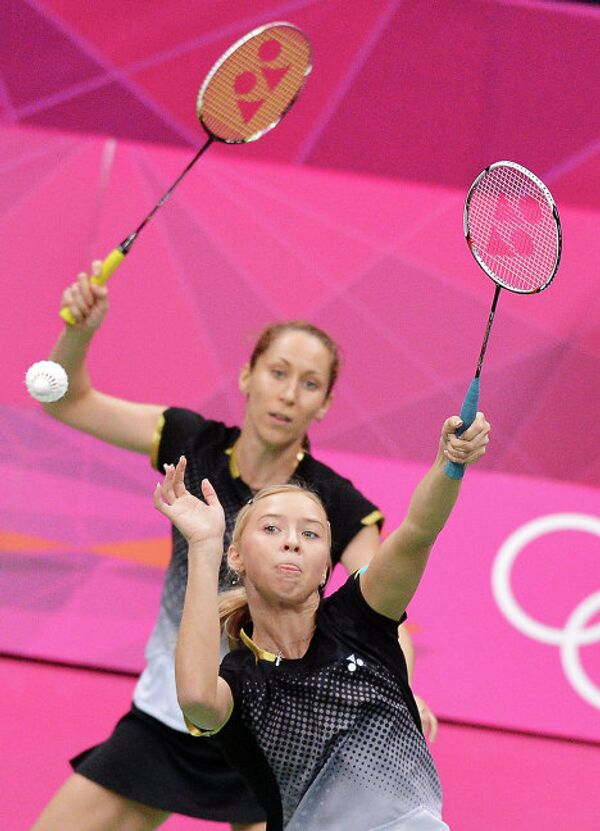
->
[200,26,311,143]
[467,166,558,293]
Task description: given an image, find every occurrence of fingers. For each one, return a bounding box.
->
[442,411,490,466]
[153,481,170,515]
[61,273,91,322]
[60,262,109,325]
[201,478,219,506]
[441,416,463,441]
[460,410,489,442]
[160,457,187,504]
[172,456,188,499]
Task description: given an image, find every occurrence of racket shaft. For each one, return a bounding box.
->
[59,248,125,325]
[445,377,480,480]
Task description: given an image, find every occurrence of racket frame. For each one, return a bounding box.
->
[464,160,562,295]
[446,161,562,479]
[197,21,312,145]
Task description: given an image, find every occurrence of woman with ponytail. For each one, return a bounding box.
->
[160,409,490,831]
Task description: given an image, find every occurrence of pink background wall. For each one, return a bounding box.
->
[1,1,599,828]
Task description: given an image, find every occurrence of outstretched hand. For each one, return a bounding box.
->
[440,411,490,467]
[153,457,226,547]
[60,261,109,330]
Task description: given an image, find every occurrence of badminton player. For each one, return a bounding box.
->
[162,410,490,830]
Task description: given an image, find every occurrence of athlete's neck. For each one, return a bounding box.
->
[250,598,318,660]
[234,428,304,491]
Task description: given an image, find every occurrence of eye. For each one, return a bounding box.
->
[271,368,285,379]
[303,379,320,391]
[302,529,319,539]
[263,524,280,534]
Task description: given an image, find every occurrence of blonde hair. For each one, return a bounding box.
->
[219,483,331,647]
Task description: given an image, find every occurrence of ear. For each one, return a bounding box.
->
[238,363,251,396]
[228,544,245,575]
[315,393,333,422]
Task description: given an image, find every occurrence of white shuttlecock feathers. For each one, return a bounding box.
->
[25,361,69,403]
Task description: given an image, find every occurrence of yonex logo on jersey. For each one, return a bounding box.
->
[346,654,364,672]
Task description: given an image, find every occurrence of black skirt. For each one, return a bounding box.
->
[71,704,266,823]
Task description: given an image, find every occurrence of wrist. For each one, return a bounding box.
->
[187,536,224,559]
[60,325,96,347]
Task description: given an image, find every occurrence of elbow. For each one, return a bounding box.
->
[177,691,222,732]
[41,399,61,418]
[176,676,218,718]
[41,387,91,422]
[177,688,204,714]
[404,518,440,550]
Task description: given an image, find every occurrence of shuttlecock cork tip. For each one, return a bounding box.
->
[32,377,51,395]
[25,360,69,403]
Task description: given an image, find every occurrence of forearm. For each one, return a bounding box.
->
[401,447,461,548]
[44,327,95,416]
[361,414,488,620]
[43,326,164,453]
[175,541,224,728]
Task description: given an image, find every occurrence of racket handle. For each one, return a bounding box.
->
[59,248,125,325]
[445,376,480,480]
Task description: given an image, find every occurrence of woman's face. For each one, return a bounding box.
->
[239,330,333,448]
[230,490,330,606]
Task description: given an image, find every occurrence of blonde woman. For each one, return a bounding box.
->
[158,410,490,830]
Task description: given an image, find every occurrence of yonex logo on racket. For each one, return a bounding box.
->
[234,38,291,123]
[465,161,561,296]
[485,192,541,260]
[200,23,312,145]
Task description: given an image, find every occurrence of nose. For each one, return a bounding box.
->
[282,529,300,553]
[280,378,297,404]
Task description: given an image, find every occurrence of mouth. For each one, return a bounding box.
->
[268,412,292,426]
[276,563,302,576]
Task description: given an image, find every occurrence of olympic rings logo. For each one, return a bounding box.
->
[491,513,600,710]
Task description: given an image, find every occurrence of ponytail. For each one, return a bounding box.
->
[219,587,250,650]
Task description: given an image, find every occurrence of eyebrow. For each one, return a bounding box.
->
[270,358,324,378]
[258,513,326,528]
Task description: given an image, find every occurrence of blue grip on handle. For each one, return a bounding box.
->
[445,376,480,480]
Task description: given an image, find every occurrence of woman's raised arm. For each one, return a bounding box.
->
[154,458,233,733]
[44,262,166,454]
[361,412,490,621]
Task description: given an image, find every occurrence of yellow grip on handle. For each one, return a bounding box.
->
[59,248,125,325]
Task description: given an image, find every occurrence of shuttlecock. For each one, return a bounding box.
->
[25,360,69,403]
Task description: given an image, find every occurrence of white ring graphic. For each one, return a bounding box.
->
[492,512,600,709]
[560,591,600,710]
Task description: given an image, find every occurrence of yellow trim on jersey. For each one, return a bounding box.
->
[240,626,278,663]
[184,702,234,738]
[361,509,384,527]
[224,445,240,479]
[225,443,305,482]
[150,413,166,471]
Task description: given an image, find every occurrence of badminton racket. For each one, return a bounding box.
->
[61,21,312,324]
[446,160,562,479]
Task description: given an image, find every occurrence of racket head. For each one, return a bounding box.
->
[197,22,312,144]
[464,161,562,294]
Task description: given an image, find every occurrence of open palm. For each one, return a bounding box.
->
[154,457,225,546]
